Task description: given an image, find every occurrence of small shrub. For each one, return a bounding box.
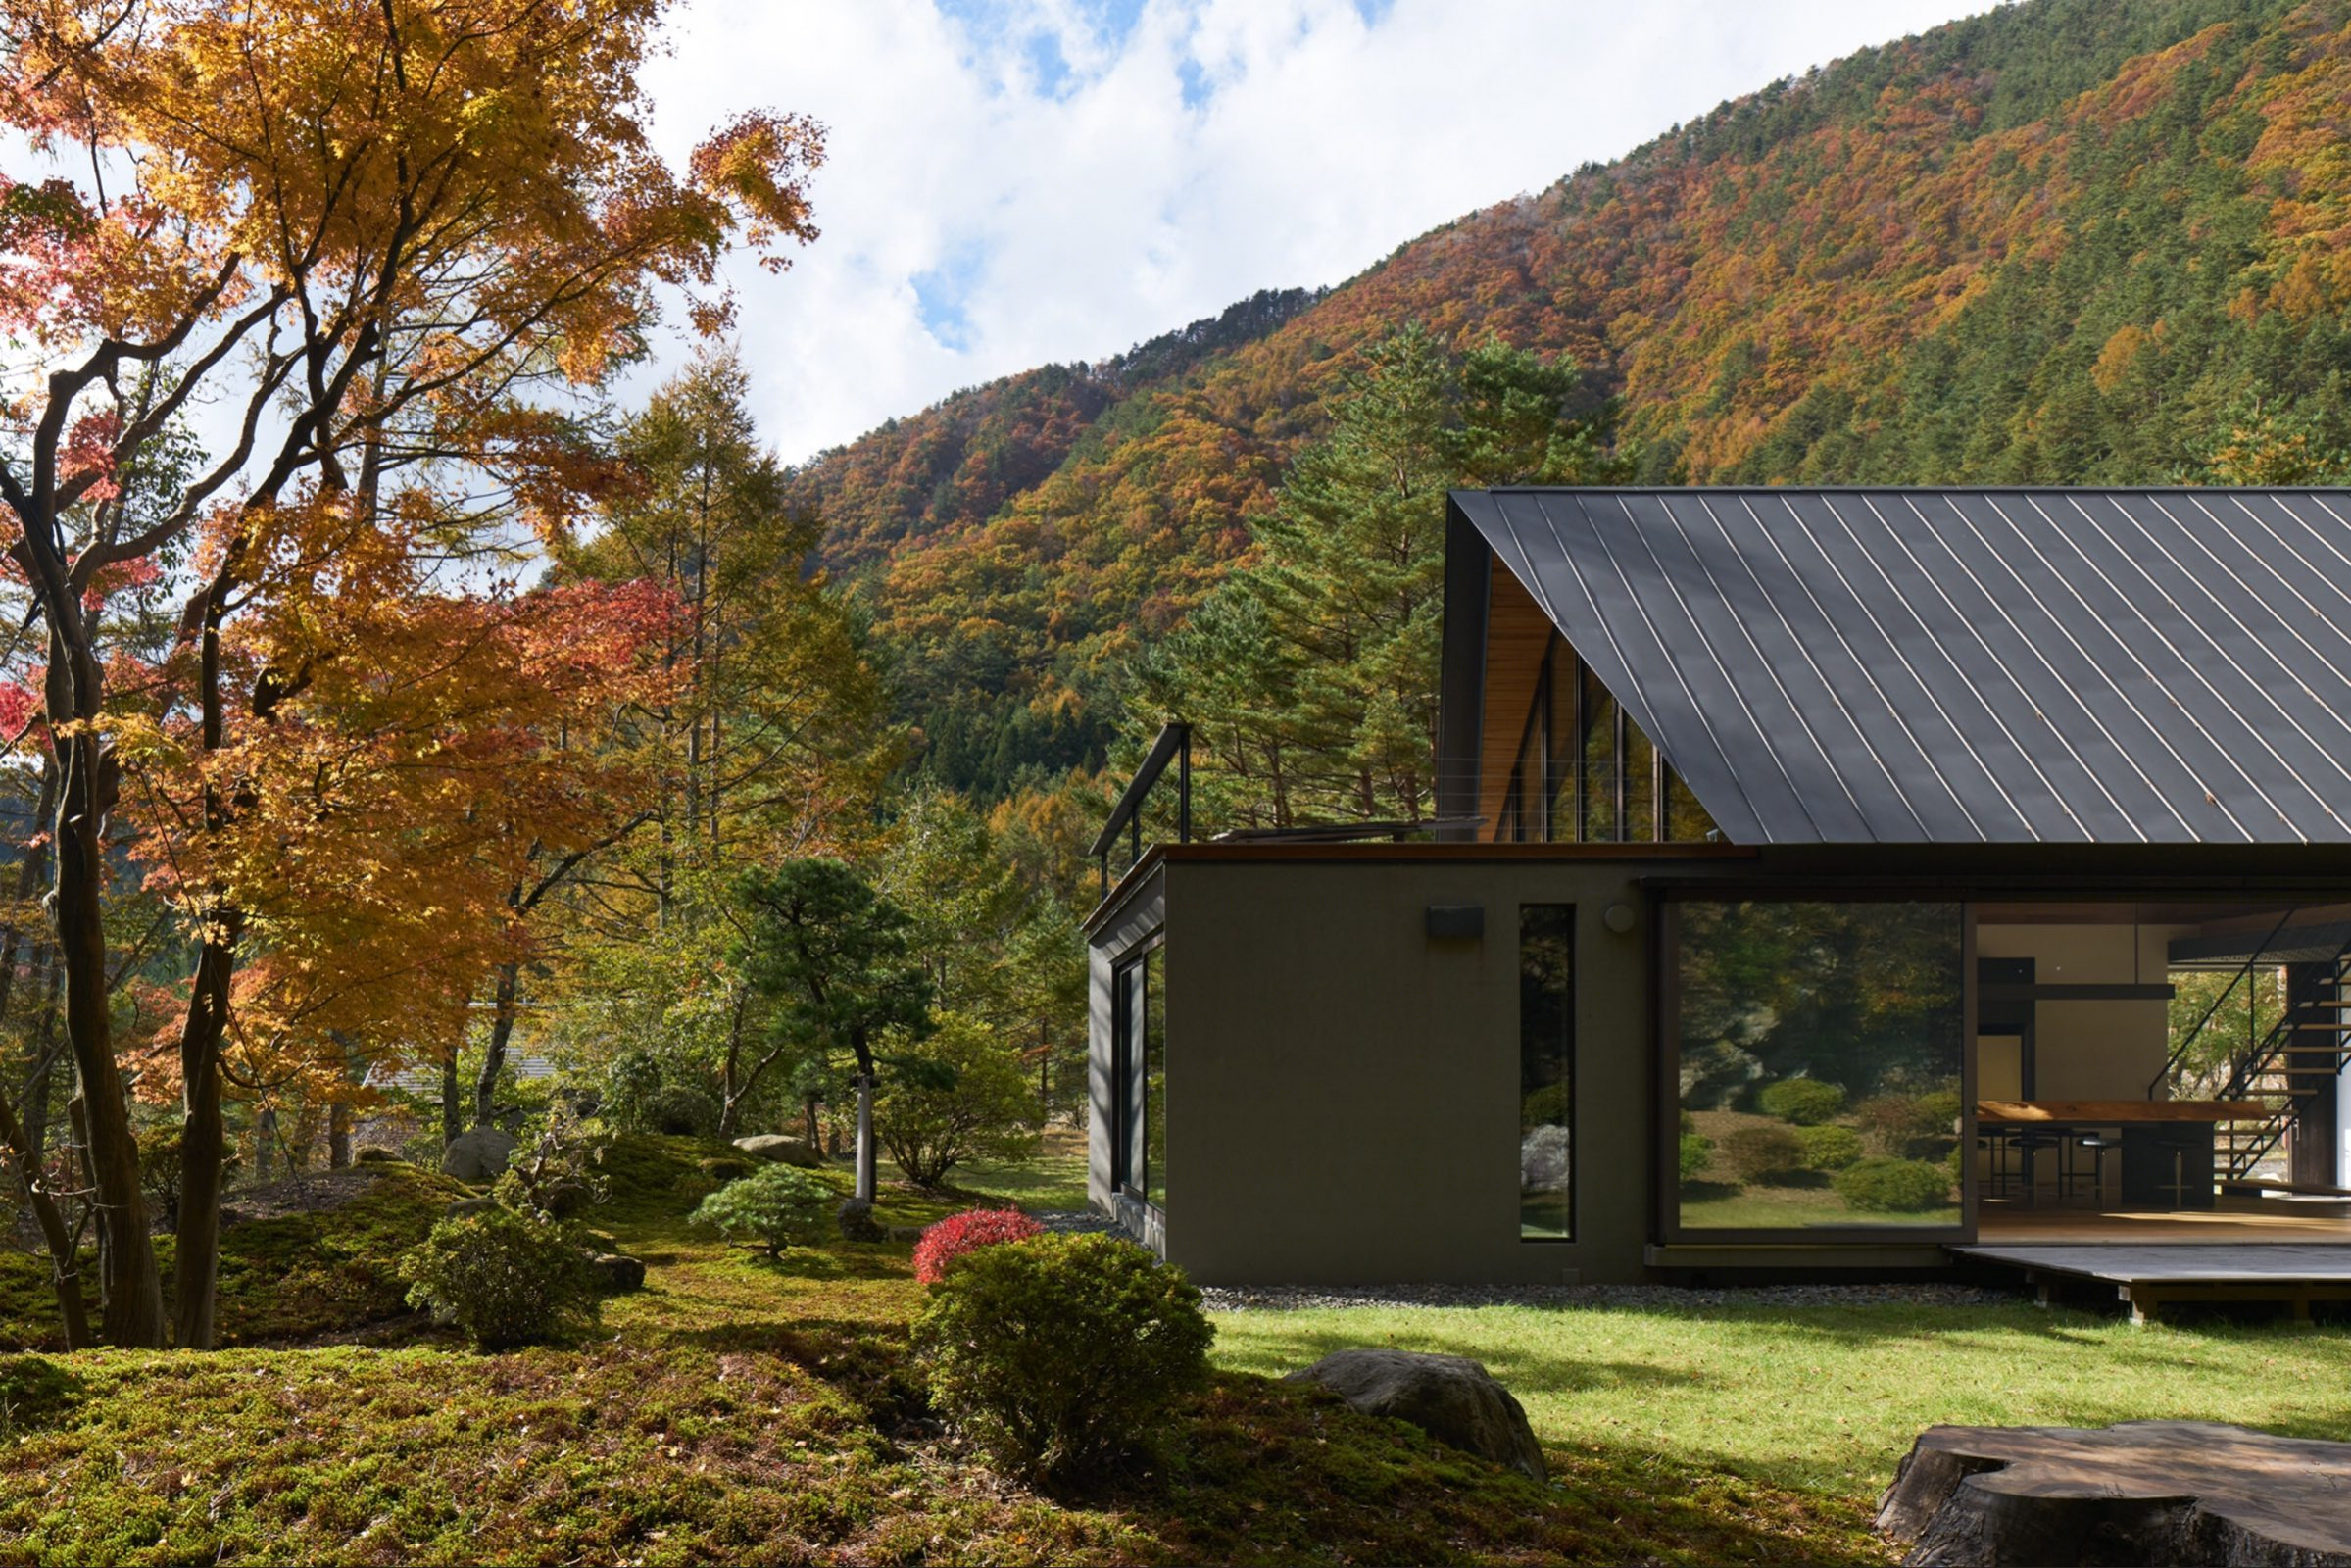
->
[698,1156,756,1181]
[1854,1094,1961,1158]
[689,1164,836,1256]
[1720,1125,1806,1183]
[1677,1131,1714,1183]
[1796,1124,1865,1172]
[1757,1078,1846,1126]
[397,1209,601,1350]
[1522,1083,1570,1130]
[1834,1157,1953,1213]
[639,1084,721,1139]
[913,1233,1212,1486]
[913,1208,1046,1285]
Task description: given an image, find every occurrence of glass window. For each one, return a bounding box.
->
[1581,668,1619,842]
[1674,900,1964,1233]
[1142,946,1165,1210]
[1520,906,1574,1239]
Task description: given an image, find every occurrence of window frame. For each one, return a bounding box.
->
[1655,890,1979,1247]
[1519,903,1576,1243]
[1110,933,1166,1211]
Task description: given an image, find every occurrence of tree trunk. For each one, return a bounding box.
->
[802,1090,821,1151]
[0,1077,89,1348]
[474,961,519,1128]
[327,1101,351,1170]
[441,1052,462,1148]
[24,956,60,1166]
[53,744,164,1347]
[854,1071,877,1202]
[172,916,240,1350]
[255,1107,275,1183]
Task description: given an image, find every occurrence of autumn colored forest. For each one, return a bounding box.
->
[4,0,2351,1558]
[799,0,2351,811]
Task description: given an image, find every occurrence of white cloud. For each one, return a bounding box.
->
[638,0,1993,464]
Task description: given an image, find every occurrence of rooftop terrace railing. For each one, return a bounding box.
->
[1090,721,1190,900]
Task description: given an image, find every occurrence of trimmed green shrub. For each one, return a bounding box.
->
[1720,1125,1806,1183]
[1796,1124,1865,1172]
[689,1165,836,1256]
[698,1156,757,1182]
[1833,1157,1953,1213]
[397,1209,601,1350]
[638,1085,721,1139]
[1677,1132,1714,1183]
[912,1233,1213,1486]
[1757,1078,1847,1126]
[1855,1094,1963,1158]
[1523,1084,1571,1131]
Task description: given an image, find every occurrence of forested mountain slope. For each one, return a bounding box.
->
[792,0,2351,799]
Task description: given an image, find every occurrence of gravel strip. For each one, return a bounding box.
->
[1029,1209,1121,1236]
[1199,1281,2024,1312]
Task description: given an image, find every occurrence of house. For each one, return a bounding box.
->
[1086,487,2351,1289]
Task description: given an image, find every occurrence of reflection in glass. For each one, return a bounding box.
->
[1143,947,1165,1211]
[1520,906,1574,1239]
[1676,901,1963,1232]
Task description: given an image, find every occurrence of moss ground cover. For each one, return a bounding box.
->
[2,1133,2344,1564]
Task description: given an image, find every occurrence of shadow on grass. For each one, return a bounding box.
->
[0,1354,85,1433]
[1071,1374,1880,1566]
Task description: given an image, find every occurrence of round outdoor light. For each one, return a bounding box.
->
[1602,902,1637,935]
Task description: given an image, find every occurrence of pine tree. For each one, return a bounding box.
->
[1137,328,1626,829]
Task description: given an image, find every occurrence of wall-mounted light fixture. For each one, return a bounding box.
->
[1426,905,1484,941]
[1602,902,1637,935]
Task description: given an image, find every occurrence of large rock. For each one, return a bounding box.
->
[1520,1125,1571,1194]
[589,1253,647,1295]
[440,1128,515,1183]
[1287,1349,1546,1483]
[733,1134,824,1169]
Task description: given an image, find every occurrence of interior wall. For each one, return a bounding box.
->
[1975,922,2188,1101]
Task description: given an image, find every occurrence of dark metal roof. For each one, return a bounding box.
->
[1452,487,2351,846]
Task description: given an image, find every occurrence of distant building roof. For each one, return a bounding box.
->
[1450,487,2351,845]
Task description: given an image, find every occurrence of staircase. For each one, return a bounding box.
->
[2212,934,2351,1181]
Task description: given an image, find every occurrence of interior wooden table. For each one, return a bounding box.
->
[1976,1102,2269,1209]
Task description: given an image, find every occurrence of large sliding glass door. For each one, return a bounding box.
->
[1666,898,1969,1239]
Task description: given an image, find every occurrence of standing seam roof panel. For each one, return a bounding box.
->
[1456,487,2351,845]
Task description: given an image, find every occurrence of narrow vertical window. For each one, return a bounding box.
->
[1520,905,1574,1239]
[1142,946,1166,1210]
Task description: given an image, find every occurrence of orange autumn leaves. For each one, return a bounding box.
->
[117,498,679,1105]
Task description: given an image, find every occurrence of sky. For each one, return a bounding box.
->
[636,0,1995,466]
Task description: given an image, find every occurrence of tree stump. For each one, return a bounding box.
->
[1878,1421,2351,1566]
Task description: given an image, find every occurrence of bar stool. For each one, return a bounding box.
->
[2059,1132,2113,1207]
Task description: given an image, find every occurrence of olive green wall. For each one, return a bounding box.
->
[1142,857,1660,1286]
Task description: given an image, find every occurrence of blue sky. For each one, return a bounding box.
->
[641,0,1994,465]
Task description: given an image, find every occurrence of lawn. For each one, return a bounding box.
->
[2,1133,2346,1564]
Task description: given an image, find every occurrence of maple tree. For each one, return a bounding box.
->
[0,0,821,1348]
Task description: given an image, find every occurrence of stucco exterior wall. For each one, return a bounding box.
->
[1114,855,1664,1286]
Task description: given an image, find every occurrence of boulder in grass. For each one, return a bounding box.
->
[440,1127,515,1183]
[732,1134,825,1169]
[1286,1348,1546,1483]
[589,1253,647,1295]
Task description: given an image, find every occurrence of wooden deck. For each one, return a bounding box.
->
[1956,1201,2351,1322]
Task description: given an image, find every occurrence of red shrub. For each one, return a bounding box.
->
[913,1207,1045,1285]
